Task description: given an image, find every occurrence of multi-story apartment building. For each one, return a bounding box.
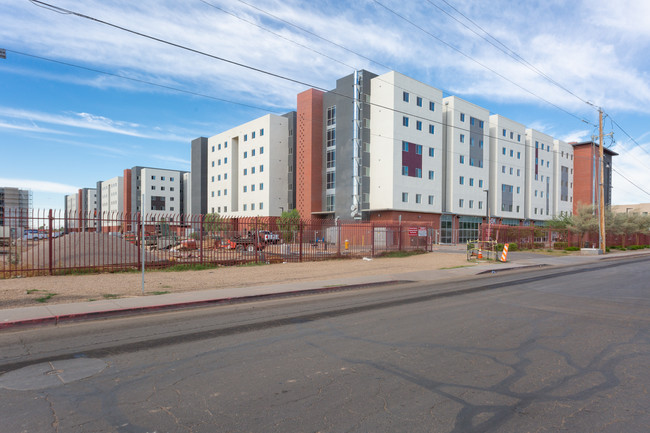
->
[0,187,31,230]
[195,113,296,217]
[97,176,123,215]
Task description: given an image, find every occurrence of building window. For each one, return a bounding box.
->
[416,194,422,204]
[260,202,263,210]
[260,183,263,190]
[260,146,264,154]
[327,106,336,126]
[403,116,409,127]
[251,203,255,211]
[244,134,248,142]
[479,180,483,188]
[403,91,409,102]
[429,124,435,134]
[460,113,465,122]
[243,204,247,211]
[416,96,422,107]
[151,186,155,190]
[469,178,474,186]
[460,155,465,164]
[517,169,521,176]
[517,152,521,159]
[252,131,256,139]
[252,149,256,157]
[478,201,483,209]
[327,129,335,147]
[251,184,255,192]
[402,192,408,203]
[326,150,335,168]
[212,145,215,152]
[244,186,247,193]
[402,141,409,152]
[509,167,513,175]
[470,137,475,146]
[469,200,474,208]
[459,199,464,207]
[429,101,435,111]
[428,170,434,180]
[416,120,422,131]
[243,168,247,176]
[224,157,228,164]
[224,173,228,180]
[224,189,227,196]
[510,132,514,139]
[502,147,506,155]
[502,165,506,173]
[415,168,422,178]
[224,141,228,148]
[326,194,335,211]
[402,166,408,176]
[260,165,263,172]
[326,172,335,189]
[459,176,464,185]
[479,140,483,148]
[415,144,422,155]
[428,195,434,205]
[429,147,434,157]
[503,129,506,137]
[460,134,465,143]
[470,117,475,126]
[479,120,484,128]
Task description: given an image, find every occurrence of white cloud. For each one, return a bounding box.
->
[0,178,79,194]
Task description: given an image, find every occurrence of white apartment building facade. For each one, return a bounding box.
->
[489,115,527,222]
[369,71,444,214]
[98,176,123,214]
[138,168,184,219]
[205,114,292,217]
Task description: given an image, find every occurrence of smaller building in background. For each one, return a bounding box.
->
[64,187,97,232]
[571,141,617,213]
[0,187,32,231]
[611,203,650,215]
[123,166,189,218]
[194,112,296,218]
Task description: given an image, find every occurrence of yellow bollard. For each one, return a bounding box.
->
[345,239,349,250]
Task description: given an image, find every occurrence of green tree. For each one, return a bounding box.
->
[204,213,225,233]
[568,205,599,245]
[277,209,300,242]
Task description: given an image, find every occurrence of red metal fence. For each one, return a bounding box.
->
[0,210,438,278]
[480,224,650,249]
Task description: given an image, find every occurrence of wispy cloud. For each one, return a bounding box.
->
[152,154,190,165]
[0,178,79,194]
[0,106,185,142]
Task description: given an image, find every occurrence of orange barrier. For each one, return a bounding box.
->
[500,243,509,262]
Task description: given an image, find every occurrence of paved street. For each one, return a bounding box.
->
[0,256,648,432]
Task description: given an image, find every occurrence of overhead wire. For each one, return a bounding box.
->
[6,49,288,114]
[370,0,596,127]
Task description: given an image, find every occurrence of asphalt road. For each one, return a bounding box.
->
[0,257,648,432]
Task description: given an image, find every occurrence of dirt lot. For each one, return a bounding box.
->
[0,251,470,309]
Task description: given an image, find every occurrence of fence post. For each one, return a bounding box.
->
[398,223,402,251]
[299,221,303,263]
[255,217,259,263]
[48,209,53,276]
[370,222,375,257]
[199,214,204,265]
[136,212,142,269]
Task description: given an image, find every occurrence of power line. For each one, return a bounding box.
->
[29,0,330,92]
[431,0,596,109]
[612,167,650,197]
[198,0,357,72]
[371,0,596,127]
[7,49,287,114]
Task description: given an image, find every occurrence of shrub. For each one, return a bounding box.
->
[533,242,545,249]
[627,245,646,250]
[564,246,580,251]
[553,242,568,250]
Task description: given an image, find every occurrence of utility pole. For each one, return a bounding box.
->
[598,109,606,252]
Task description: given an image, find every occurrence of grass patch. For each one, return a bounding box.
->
[36,293,56,303]
[378,250,427,258]
[159,263,222,272]
[26,289,42,294]
[102,293,120,299]
[237,261,268,267]
[150,291,170,295]
[564,246,581,251]
[54,268,101,276]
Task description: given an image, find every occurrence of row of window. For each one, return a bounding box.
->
[211,157,228,167]
[402,167,435,179]
[458,177,484,188]
[211,173,228,182]
[150,175,175,181]
[501,165,521,176]
[150,186,175,191]
[243,165,264,176]
[502,147,522,159]
[243,147,264,159]
[402,116,436,134]
[402,92,436,111]
[243,183,265,193]
[459,113,485,129]
[458,155,484,167]
[209,130,265,153]
[401,192,435,205]
[457,199,483,209]
[502,128,522,142]
[402,142,435,157]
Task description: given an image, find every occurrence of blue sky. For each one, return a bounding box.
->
[2,0,650,210]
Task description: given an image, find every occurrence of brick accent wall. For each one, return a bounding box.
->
[296,89,324,218]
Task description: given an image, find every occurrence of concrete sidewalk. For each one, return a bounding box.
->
[1,250,647,330]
